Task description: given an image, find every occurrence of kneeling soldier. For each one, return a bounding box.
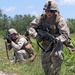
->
[4,28,36,64]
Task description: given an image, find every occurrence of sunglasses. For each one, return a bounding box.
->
[45,10,54,13]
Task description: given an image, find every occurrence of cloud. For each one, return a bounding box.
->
[2,6,16,12]
[58,0,75,5]
[30,11,39,16]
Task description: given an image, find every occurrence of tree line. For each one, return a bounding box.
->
[0,9,75,36]
[0,10,35,35]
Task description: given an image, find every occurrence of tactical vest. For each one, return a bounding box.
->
[14,35,37,61]
[40,12,61,35]
[14,35,34,55]
[40,13,75,53]
[14,35,26,49]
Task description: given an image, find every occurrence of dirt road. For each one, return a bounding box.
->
[0,71,17,75]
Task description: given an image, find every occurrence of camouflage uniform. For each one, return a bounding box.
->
[28,0,72,75]
[6,28,36,64]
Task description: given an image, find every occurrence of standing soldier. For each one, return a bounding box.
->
[4,28,36,64]
[28,0,74,75]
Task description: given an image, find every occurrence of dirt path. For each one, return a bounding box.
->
[0,71,17,75]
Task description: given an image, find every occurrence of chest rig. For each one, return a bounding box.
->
[14,35,26,50]
[40,13,60,35]
[14,35,34,54]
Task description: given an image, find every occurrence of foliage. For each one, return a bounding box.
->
[0,9,75,75]
[0,38,44,75]
[0,9,35,35]
[0,34,75,75]
[67,18,75,33]
[0,9,75,36]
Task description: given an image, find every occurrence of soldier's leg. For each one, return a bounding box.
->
[14,51,19,63]
[17,50,29,64]
[10,51,18,63]
[52,50,63,75]
[41,52,53,75]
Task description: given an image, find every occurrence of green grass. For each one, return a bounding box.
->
[0,37,44,75]
[0,34,75,75]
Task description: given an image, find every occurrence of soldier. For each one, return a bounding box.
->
[28,0,74,75]
[4,28,36,64]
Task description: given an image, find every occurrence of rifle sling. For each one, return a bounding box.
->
[37,41,53,52]
[37,41,45,51]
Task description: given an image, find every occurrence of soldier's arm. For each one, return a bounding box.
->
[11,37,27,50]
[28,16,41,38]
[56,17,69,43]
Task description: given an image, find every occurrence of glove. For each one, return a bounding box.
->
[54,38,60,43]
[25,31,29,36]
[4,36,12,43]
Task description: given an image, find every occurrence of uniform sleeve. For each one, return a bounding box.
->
[56,17,70,43]
[11,37,27,50]
[28,16,41,38]
[30,15,41,27]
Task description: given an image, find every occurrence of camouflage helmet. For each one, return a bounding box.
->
[43,0,58,11]
[8,28,17,35]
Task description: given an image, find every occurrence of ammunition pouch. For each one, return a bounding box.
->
[25,43,34,55]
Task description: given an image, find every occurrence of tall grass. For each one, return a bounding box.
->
[0,35,75,75]
[0,37,44,75]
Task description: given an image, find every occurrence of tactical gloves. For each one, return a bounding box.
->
[25,31,29,36]
[37,30,60,43]
[54,38,60,43]
[28,28,37,38]
[4,36,12,43]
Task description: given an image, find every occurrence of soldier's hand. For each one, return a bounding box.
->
[4,36,12,43]
[54,39,60,43]
[25,31,29,36]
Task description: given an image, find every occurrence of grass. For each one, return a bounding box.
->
[0,34,75,75]
[0,37,44,75]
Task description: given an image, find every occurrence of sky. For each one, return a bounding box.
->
[0,0,75,19]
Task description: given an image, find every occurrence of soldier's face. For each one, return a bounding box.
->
[45,10,54,19]
[9,33,18,40]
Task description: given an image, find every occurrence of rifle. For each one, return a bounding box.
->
[35,25,60,53]
[5,41,9,60]
[3,26,11,59]
[3,35,10,60]
[37,29,57,43]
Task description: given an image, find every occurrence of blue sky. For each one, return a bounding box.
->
[0,0,75,19]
